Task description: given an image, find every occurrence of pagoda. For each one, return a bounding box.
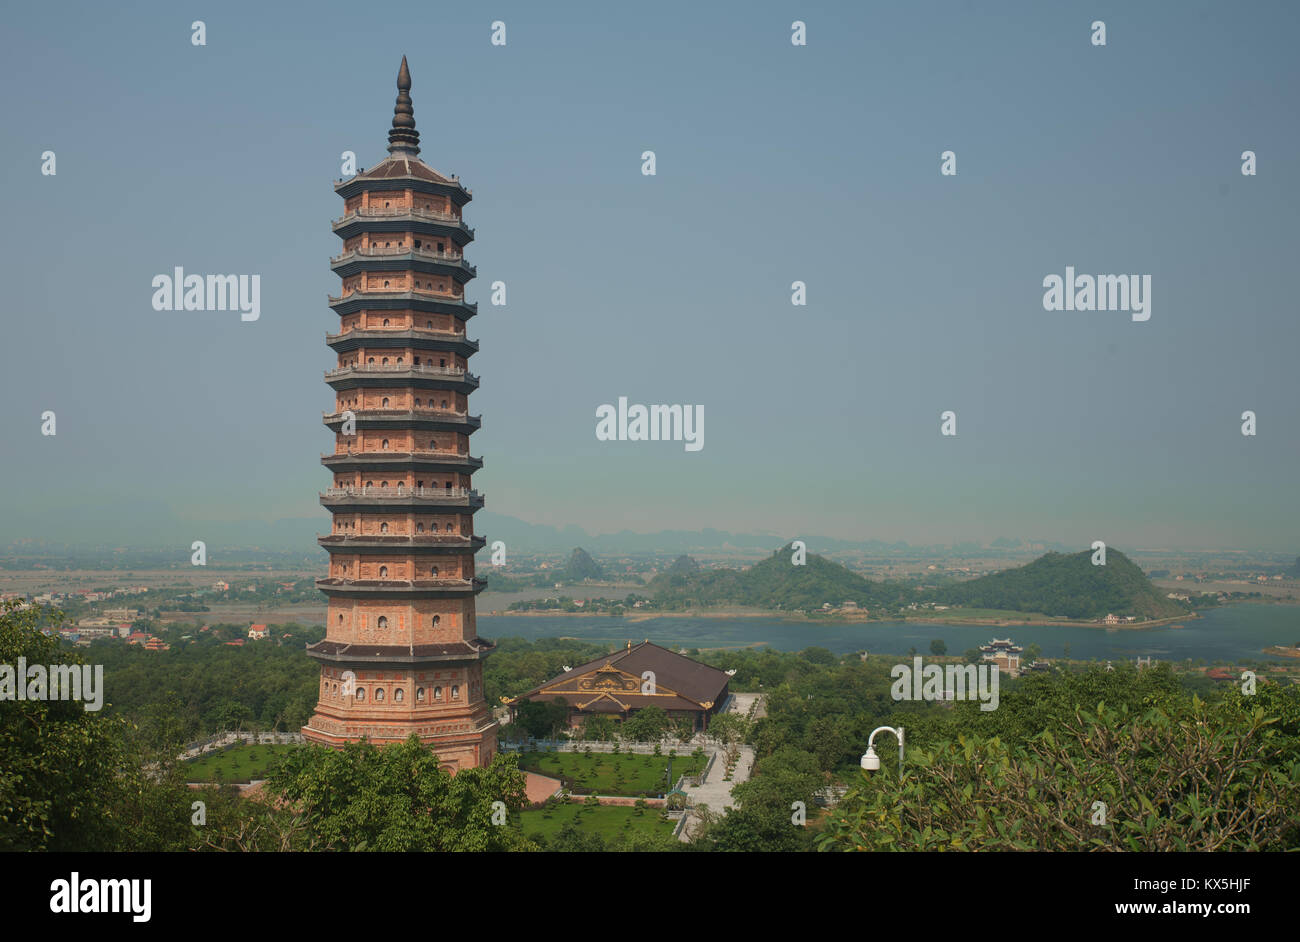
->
[302,57,497,770]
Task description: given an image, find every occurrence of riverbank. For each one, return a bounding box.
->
[486,607,1200,630]
[1262,645,1300,659]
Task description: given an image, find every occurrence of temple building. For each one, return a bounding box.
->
[509,641,731,732]
[302,57,497,770]
[979,638,1023,677]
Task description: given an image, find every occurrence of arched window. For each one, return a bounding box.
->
[445,523,454,532]
[382,357,389,366]
[416,523,424,533]
[432,615,441,627]
[429,440,437,451]
[367,357,375,365]
[379,567,389,579]
[434,686,442,700]
[381,439,390,451]
[383,280,390,288]
[431,566,440,577]
[375,688,385,702]
[380,481,389,489]
[338,613,343,624]
[394,688,404,703]
[452,685,460,700]
[441,400,448,409]
[381,397,389,408]
[416,687,425,702]
[377,614,388,627]
[379,522,388,533]
[382,318,390,326]
[397,357,403,366]
[356,688,367,702]
[426,320,433,328]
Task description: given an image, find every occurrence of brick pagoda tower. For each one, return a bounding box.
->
[302,57,497,770]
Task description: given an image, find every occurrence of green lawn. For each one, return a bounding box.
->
[516,750,706,796]
[183,743,301,783]
[517,802,675,841]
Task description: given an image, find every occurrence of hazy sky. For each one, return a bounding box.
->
[1,1,1297,551]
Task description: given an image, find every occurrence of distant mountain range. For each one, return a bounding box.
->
[0,503,1077,557]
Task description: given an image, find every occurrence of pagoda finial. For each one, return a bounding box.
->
[387,55,420,156]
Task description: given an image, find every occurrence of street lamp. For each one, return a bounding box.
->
[861,725,904,779]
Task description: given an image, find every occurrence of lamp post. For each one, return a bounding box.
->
[861,725,904,779]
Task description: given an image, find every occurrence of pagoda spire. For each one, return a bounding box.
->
[387,54,421,156]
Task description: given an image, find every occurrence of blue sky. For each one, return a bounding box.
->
[1,1,1297,551]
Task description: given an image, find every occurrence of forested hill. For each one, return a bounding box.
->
[649,545,910,610]
[935,549,1190,620]
[563,547,604,581]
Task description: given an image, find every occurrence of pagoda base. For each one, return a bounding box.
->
[301,714,498,771]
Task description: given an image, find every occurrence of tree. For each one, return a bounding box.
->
[818,700,1300,852]
[962,648,981,664]
[929,639,947,656]
[1025,643,1042,663]
[515,697,569,740]
[706,712,750,768]
[621,705,670,743]
[581,714,617,742]
[267,736,535,851]
[0,600,195,851]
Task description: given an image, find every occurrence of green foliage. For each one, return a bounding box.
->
[693,748,824,854]
[648,544,910,611]
[267,736,535,851]
[818,699,1300,851]
[581,714,618,741]
[84,632,320,749]
[513,697,570,739]
[0,601,196,851]
[563,547,604,581]
[935,549,1189,620]
[621,705,671,742]
[482,636,608,706]
[929,639,947,656]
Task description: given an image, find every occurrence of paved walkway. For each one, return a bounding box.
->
[524,771,562,804]
[729,692,766,719]
[677,694,762,841]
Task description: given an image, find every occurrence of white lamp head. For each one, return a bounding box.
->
[860,747,880,771]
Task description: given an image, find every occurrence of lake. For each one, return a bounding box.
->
[479,603,1300,663]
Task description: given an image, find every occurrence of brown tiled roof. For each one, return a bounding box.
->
[569,692,706,713]
[355,156,457,185]
[308,638,493,659]
[522,641,728,706]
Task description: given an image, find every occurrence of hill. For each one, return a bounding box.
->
[667,555,700,575]
[934,549,1190,620]
[563,547,605,582]
[649,545,910,611]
